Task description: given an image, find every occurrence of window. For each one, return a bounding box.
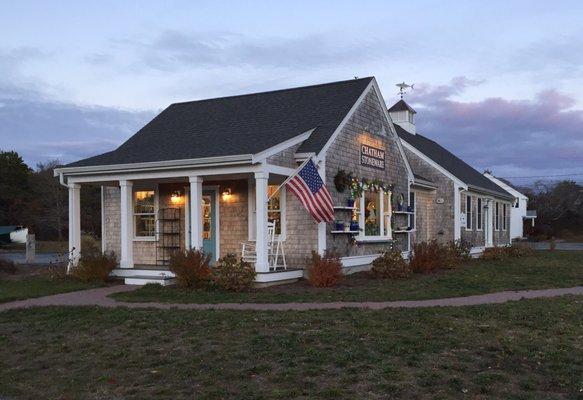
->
[494,202,500,231]
[466,195,473,230]
[134,190,156,238]
[267,185,284,235]
[409,192,415,230]
[502,203,508,231]
[249,184,286,239]
[354,190,392,240]
[476,198,483,230]
[514,198,520,208]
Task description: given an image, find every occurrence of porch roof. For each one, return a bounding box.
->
[66,77,373,169]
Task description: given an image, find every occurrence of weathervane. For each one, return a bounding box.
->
[396,82,414,99]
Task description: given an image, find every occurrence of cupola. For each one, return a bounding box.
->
[388,99,416,134]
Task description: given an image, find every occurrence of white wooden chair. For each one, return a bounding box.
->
[241,221,287,270]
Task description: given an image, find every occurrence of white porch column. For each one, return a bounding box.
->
[67,183,81,272]
[316,159,327,255]
[189,176,203,249]
[254,172,269,273]
[453,184,462,241]
[119,180,134,268]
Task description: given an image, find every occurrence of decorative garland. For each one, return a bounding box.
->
[350,177,394,199]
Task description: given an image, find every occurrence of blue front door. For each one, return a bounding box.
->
[202,190,217,262]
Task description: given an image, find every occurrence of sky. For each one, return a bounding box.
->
[0,0,582,185]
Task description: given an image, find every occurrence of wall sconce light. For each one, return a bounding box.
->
[170,190,182,204]
[222,188,232,201]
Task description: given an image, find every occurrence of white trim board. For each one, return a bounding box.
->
[252,129,315,164]
[55,154,253,176]
[318,80,375,157]
[371,78,415,184]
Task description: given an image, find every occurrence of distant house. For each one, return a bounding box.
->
[389,99,515,252]
[484,173,536,239]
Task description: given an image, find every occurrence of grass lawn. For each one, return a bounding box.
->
[0,277,101,303]
[112,251,583,304]
[0,263,102,303]
[0,296,581,399]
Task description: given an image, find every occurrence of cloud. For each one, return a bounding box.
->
[406,77,583,183]
[0,97,153,167]
[122,30,395,71]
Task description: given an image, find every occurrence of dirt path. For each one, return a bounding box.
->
[1,285,582,312]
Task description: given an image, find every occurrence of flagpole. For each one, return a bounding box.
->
[266,156,313,203]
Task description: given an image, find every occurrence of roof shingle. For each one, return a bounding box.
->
[395,125,512,199]
[66,77,373,168]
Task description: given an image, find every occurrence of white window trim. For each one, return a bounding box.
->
[465,195,473,231]
[409,192,416,231]
[476,197,483,231]
[132,185,158,241]
[356,190,392,242]
[494,202,500,231]
[248,183,287,240]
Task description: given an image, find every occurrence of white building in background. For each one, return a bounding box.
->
[484,172,536,240]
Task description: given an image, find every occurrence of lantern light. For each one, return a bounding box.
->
[222,188,232,201]
[170,190,182,204]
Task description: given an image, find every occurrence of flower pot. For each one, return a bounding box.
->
[335,221,344,231]
[346,198,355,208]
[350,221,359,231]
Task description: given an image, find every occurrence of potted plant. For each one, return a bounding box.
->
[347,198,355,208]
[335,220,344,231]
[350,220,359,231]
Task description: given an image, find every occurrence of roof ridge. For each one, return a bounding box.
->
[170,77,374,106]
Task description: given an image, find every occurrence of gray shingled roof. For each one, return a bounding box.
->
[388,99,416,114]
[66,77,373,168]
[395,125,513,199]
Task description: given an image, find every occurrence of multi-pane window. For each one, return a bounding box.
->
[476,198,483,230]
[494,202,500,231]
[354,190,392,239]
[466,195,473,230]
[502,203,508,231]
[267,185,283,235]
[134,190,155,237]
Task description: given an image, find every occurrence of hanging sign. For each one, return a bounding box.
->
[360,144,385,170]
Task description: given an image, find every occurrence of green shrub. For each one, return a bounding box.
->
[213,253,256,291]
[71,251,117,283]
[80,233,101,256]
[371,246,411,279]
[169,249,212,288]
[308,251,343,287]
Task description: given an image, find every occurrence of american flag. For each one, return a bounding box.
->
[286,159,334,223]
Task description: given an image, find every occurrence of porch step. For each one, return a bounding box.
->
[111,268,175,278]
[124,275,177,286]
